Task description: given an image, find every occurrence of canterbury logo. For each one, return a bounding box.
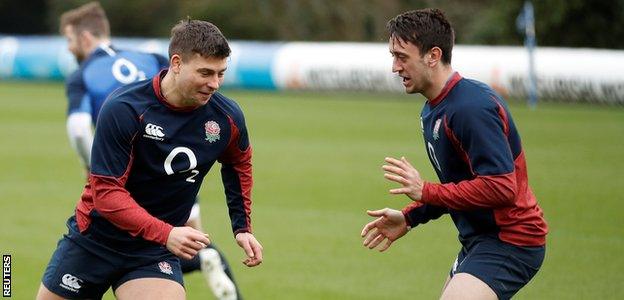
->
[60,273,83,292]
[144,123,165,141]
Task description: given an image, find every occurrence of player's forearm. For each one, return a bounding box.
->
[219,140,254,235]
[66,113,94,169]
[422,172,517,210]
[221,159,253,235]
[401,201,447,227]
[90,175,173,244]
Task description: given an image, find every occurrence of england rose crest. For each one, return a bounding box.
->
[433,118,442,140]
[205,121,220,143]
[158,261,173,275]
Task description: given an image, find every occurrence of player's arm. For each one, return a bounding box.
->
[401,201,448,229]
[420,99,518,210]
[66,113,93,171]
[65,71,93,172]
[218,114,253,235]
[218,113,262,267]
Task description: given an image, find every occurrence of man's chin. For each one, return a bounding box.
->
[197,94,212,104]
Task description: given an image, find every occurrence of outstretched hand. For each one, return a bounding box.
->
[166,226,211,260]
[383,156,424,201]
[236,232,263,267]
[361,208,409,252]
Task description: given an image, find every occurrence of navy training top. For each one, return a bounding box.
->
[69,70,253,256]
[402,72,548,247]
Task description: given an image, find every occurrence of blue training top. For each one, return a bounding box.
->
[65,44,168,123]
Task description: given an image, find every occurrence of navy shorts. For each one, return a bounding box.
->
[41,235,184,299]
[450,235,545,300]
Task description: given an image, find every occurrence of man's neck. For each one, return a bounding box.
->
[423,65,454,100]
[160,71,185,108]
[84,38,111,57]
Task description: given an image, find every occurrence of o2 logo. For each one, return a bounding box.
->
[426,142,442,172]
[111,58,146,84]
[164,147,200,183]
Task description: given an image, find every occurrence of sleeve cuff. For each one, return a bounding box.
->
[234,227,252,236]
[401,201,424,228]
[155,223,174,245]
[402,209,417,228]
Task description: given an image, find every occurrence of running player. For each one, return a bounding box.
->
[361,8,547,300]
[59,3,241,299]
[37,16,261,300]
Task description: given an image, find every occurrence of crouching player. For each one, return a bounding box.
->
[58,2,244,299]
[37,18,262,300]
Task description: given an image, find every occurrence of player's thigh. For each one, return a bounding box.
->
[114,256,184,299]
[114,278,185,300]
[440,273,497,300]
[36,283,65,300]
[450,235,545,300]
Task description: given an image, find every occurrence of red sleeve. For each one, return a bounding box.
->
[421,173,517,210]
[90,175,173,245]
[218,116,253,235]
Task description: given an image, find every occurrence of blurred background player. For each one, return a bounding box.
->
[361,8,547,300]
[59,2,240,299]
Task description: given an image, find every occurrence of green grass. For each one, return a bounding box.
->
[1,81,623,299]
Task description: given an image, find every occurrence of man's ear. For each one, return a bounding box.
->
[428,47,443,67]
[170,54,182,74]
[79,30,94,44]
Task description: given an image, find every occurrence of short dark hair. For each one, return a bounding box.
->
[387,8,454,64]
[168,19,231,61]
[59,1,110,37]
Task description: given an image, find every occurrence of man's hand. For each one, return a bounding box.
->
[166,226,211,260]
[383,156,424,201]
[236,232,263,267]
[361,208,409,252]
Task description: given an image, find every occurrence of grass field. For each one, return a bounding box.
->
[0,81,623,299]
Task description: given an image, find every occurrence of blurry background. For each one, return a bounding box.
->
[2,0,623,47]
[1,1,623,299]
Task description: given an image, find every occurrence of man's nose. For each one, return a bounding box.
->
[206,75,220,90]
[392,58,402,73]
